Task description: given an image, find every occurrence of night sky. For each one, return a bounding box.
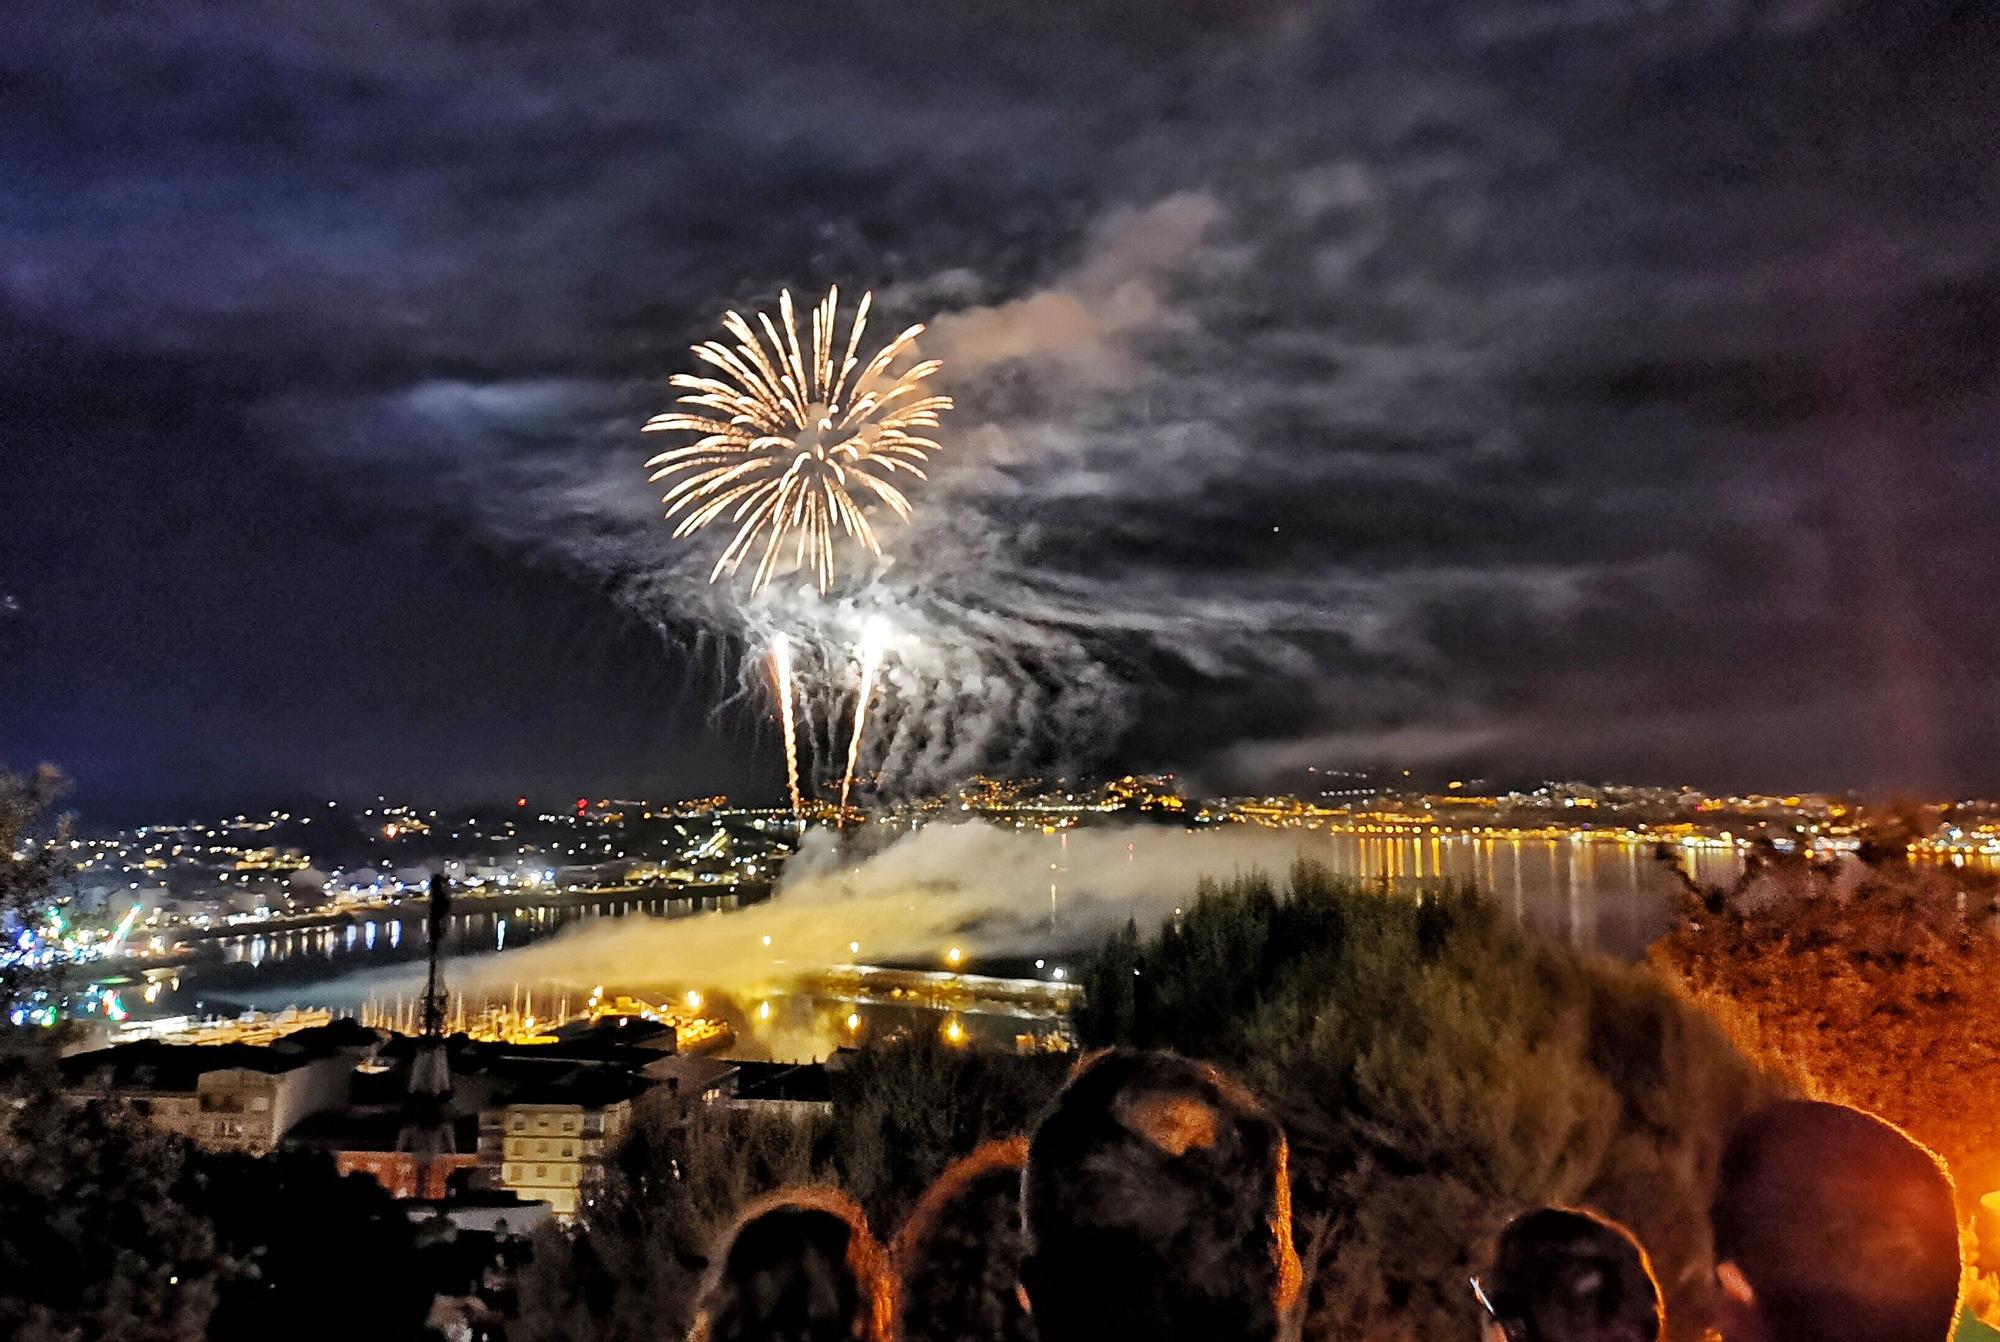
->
[5,1,1997,822]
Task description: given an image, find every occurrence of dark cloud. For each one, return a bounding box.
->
[3,0,1997,814]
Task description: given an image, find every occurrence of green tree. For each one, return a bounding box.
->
[192,1150,431,1342]
[514,1098,828,1342]
[1654,845,2000,1183]
[1080,862,1779,1342]
[1654,844,2000,1317]
[0,1065,442,1342]
[1075,918,1142,1045]
[1,766,75,1029]
[515,1039,1067,1342]
[0,1079,223,1342]
[829,1031,1065,1230]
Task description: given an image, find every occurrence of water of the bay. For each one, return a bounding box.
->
[158,832,1738,1005]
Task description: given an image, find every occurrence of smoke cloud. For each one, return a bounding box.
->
[925,191,1226,386]
[305,821,1323,1006]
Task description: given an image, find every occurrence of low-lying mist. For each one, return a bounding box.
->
[299,821,1328,1006]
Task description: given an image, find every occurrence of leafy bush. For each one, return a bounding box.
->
[1080,861,1781,1341]
[0,1070,430,1342]
[515,1100,830,1342]
[1654,844,2000,1318]
[1653,844,2000,1194]
[829,1032,1066,1230]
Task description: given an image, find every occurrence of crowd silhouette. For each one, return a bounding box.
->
[686,1050,1967,1342]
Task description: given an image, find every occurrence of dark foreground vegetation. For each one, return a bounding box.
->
[1076,864,1779,1340]
[0,1067,443,1342]
[1654,839,2000,1319]
[508,862,1778,1342]
[513,1028,1067,1342]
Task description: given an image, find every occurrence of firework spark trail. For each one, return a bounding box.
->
[771,634,803,821]
[644,287,953,595]
[838,625,884,820]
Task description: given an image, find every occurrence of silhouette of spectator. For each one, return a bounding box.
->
[892,1137,1036,1342]
[1710,1100,1960,1342]
[1472,1207,1663,1342]
[692,1189,890,1342]
[1019,1049,1300,1342]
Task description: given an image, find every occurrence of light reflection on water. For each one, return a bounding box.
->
[200,892,738,982]
[144,837,1765,1060]
[179,838,1732,1019]
[1312,830,1743,957]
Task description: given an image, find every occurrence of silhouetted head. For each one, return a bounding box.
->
[1710,1101,1959,1342]
[892,1137,1036,1342]
[1476,1207,1663,1342]
[693,1190,889,1342]
[1020,1049,1300,1342]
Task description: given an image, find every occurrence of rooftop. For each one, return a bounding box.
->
[729,1060,833,1106]
[60,1038,350,1091]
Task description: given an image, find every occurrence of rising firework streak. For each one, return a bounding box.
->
[770,634,803,821]
[839,623,885,820]
[644,287,953,594]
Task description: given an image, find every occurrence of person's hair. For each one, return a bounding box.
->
[1711,1100,1960,1342]
[692,1189,890,1342]
[891,1137,1036,1342]
[1483,1207,1663,1342]
[1019,1049,1300,1342]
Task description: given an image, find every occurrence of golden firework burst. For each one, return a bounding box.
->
[644,287,952,593]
